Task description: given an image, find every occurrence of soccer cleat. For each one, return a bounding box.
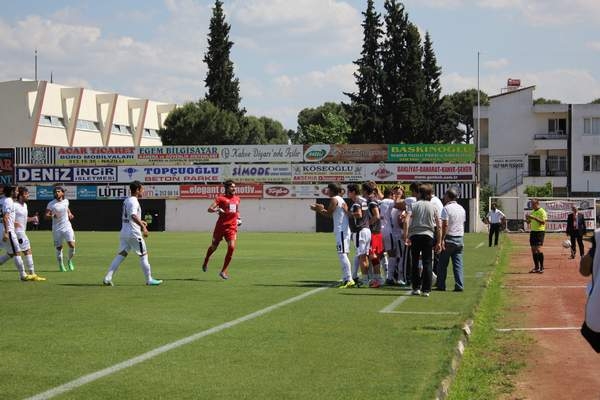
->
[421,291,430,297]
[369,279,381,288]
[146,278,163,286]
[338,279,356,289]
[219,271,230,280]
[29,274,47,282]
[20,274,34,281]
[103,279,114,286]
[59,263,67,272]
[529,267,540,273]
[202,264,208,272]
[411,289,421,296]
[68,260,75,271]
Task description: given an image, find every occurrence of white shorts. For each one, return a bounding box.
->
[335,230,351,254]
[1,231,20,255]
[53,229,75,247]
[119,235,147,256]
[352,228,371,257]
[16,231,31,252]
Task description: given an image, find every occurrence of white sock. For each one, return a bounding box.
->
[56,249,63,266]
[140,254,152,282]
[387,257,397,280]
[68,247,75,260]
[352,255,360,278]
[0,253,10,265]
[25,254,35,274]
[338,253,352,282]
[14,255,26,278]
[381,252,389,277]
[105,254,126,281]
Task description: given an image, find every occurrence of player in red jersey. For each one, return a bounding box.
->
[202,180,241,280]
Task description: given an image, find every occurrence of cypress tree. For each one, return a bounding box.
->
[422,31,444,142]
[344,0,384,144]
[204,0,242,114]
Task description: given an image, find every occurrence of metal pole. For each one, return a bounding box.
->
[34,48,38,81]
[477,51,481,187]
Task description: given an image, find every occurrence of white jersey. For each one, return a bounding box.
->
[331,195,349,235]
[1,196,16,233]
[379,198,395,233]
[121,196,142,237]
[390,208,404,237]
[14,202,28,233]
[47,199,72,232]
[405,196,417,215]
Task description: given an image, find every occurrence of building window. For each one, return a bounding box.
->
[76,119,100,132]
[583,155,600,172]
[143,128,159,138]
[547,155,567,176]
[111,124,133,135]
[39,114,66,128]
[548,118,566,135]
[583,118,600,135]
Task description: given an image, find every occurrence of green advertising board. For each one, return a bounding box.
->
[388,144,475,162]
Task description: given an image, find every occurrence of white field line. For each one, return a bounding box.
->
[24,286,328,400]
[503,285,587,289]
[475,241,485,249]
[379,295,410,313]
[496,327,580,332]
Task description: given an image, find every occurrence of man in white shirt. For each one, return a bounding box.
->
[103,181,162,286]
[14,187,45,281]
[45,185,76,272]
[310,182,354,288]
[0,185,32,281]
[485,202,506,247]
[438,189,466,291]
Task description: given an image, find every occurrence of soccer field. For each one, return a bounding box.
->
[1,231,498,400]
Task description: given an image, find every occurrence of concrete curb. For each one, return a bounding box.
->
[435,319,474,400]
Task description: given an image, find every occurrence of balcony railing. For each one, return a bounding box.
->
[526,170,567,177]
[533,132,567,140]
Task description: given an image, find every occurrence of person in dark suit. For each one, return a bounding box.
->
[566,205,586,258]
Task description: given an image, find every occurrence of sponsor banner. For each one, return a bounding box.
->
[292,164,364,182]
[221,163,292,182]
[218,145,303,163]
[491,156,525,169]
[523,198,596,233]
[97,185,129,199]
[36,185,77,200]
[180,183,263,199]
[395,163,475,182]
[56,147,136,165]
[16,147,56,165]
[136,145,303,164]
[303,144,388,163]
[16,167,118,183]
[263,184,348,199]
[0,148,14,185]
[77,186,99,200]
[388,144,475,163]
[143,185,180,199]
[118,166,223,183]
[364,163,398,181]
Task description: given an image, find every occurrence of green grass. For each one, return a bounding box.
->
[447,237,529,399]
[1,231,499,400]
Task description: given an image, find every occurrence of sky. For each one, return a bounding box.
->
[1,0,599,130]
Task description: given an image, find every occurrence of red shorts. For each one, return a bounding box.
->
[369,232,384,256]
[213,225,237,242]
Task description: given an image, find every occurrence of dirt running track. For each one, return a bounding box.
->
[502,234,600,400]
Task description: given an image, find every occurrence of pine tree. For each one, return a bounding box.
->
[344,0,384,144]
[204,0,242,114]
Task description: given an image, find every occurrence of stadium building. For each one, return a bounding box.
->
[0,79,175,147]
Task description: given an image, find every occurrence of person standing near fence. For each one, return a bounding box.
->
[485,202,506,247]
[566,205,586,258]
[526,199,547,273]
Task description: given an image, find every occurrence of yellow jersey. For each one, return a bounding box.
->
[529,208,547,231]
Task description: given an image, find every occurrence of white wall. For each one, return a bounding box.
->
[165,199,318,232]
[571,104,600,192]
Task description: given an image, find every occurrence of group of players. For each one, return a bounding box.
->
[1,179,242,286]
[311,180,465,296]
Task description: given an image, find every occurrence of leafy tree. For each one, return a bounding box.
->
[524,182,553,197]
[295,102,349,143]
[259,117,289,144]
[344,0,384,144]
[533,98,561,105]
[590,98,600,104]
[443,89,489,143]
[204,0,242,115]
[159,100,242,145]
[302,112,351,144]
